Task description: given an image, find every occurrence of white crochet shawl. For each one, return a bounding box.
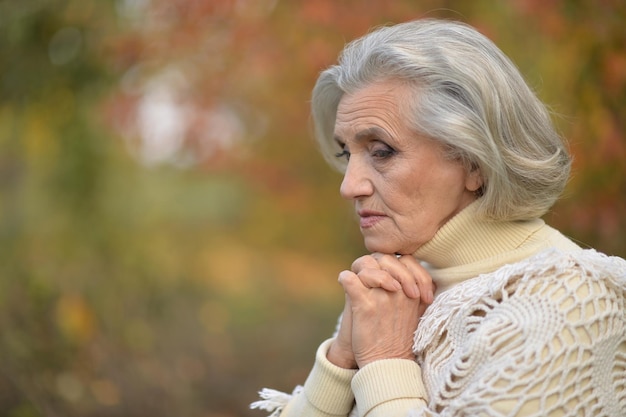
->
[252,248,626,417]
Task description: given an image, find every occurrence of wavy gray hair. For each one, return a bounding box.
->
[311,19,571,221]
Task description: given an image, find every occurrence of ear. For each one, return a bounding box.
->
[465,165,483,193]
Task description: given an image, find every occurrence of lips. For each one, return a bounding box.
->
[357,210,387,228]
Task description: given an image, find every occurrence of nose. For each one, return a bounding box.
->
[339,157,373,200]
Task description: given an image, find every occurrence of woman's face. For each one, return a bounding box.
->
[334,80,481,255]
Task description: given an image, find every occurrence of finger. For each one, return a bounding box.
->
[358,267,404,292]
[352,255,404,293]
[339,269,402,301]
[351,254,380,274]
[338,270,371,301]
[397,255,435,304]
[371,253,420,299]
[326,291,356,369]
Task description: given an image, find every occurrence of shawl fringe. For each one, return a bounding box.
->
[250,386,303,417]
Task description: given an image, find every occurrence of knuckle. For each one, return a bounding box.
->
[372,275,385,287]
[352,255,374,270]
[358,268,387,288]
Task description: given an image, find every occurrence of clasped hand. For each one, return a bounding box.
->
[327,253,435,369]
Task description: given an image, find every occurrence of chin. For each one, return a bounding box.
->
[364,237,421,256]
[363,239,399,255]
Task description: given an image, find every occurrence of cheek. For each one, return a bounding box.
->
[377,175,414,211]
[395,170,464,219]
[382,179,426,225]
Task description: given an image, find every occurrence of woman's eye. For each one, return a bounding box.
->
[372,146,395,159]
[334,149,350,161]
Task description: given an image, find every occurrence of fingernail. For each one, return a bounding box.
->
[427,290,434,303]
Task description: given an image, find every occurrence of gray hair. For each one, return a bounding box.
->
[311,19,571,221]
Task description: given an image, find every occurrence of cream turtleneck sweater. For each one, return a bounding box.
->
[414,200,581,293]
[252,201,626,417]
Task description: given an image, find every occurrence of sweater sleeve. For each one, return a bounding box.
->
[352,359,428,417]
[276,338,357,417]
[255,338,430,417]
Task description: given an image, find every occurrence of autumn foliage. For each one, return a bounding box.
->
[0,1,624,416]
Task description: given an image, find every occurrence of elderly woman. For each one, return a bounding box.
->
[251,19,626,417]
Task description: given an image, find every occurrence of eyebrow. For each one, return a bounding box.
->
[333,126,390,147]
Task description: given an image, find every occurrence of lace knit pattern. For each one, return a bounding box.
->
[414,249,626,417]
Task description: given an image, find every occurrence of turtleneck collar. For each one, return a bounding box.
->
[413,199,577,294]
[414,199,544,268]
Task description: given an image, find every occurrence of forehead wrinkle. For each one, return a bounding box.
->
[334,102,401,137]
[334,81,411,146]
[334,126,392,148]
[355,126,389,141]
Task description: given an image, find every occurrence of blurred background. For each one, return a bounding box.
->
[0,0,624,416]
